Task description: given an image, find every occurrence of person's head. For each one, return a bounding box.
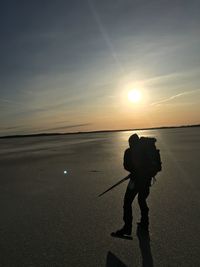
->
[128,133,139,148]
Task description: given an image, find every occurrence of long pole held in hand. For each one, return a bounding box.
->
[98,174,131,197]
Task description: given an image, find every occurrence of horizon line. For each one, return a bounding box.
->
[0,123,200,139]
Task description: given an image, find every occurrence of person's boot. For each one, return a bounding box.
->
[112,225,132,236]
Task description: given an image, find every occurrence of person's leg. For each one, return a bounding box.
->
[137,186,150,228]
[122,179,138,233]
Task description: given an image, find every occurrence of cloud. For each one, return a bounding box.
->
[37,123,92,132]
[87,0,124,74]
[144,68,200,86]
[0,125,24,131]
[0,123,92,136]
[151,89,200,106]
[0,98,26,106]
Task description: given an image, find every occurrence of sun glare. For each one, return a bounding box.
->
[128,90,142,103]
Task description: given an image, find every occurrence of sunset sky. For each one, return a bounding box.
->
[1,0,200,136]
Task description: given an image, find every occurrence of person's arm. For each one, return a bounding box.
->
[123,149,135,180]
[123,149,130,171]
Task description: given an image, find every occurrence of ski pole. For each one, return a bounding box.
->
[98,174,131,197]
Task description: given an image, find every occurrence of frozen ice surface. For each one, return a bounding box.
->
[0,127,200,266]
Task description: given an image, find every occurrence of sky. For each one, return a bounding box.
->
[1,0,200,136]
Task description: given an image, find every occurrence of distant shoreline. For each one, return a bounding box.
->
[0,124,199,139]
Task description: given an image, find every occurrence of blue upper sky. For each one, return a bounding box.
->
[1,0,200,136]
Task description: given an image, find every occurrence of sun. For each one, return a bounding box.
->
[128,90,142,103]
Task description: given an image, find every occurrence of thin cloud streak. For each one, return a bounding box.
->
[143,68,200,86]
[0,125,24,131]
[39,123,92,132]
[151,89,200,106]
[0,98,27,107]
[0,123,92,136]
[87,0,124,74]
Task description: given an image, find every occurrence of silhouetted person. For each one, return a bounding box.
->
[114,133,152,236]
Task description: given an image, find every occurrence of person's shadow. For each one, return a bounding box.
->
[106,226,154,267]
[106,251,127,267]
[136,225,154,267]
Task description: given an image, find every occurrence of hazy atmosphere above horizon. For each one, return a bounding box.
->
[1,0,200,136]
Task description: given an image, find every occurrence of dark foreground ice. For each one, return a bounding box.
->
[0,127,200,266]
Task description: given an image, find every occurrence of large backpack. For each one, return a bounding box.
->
[123,137,162,178]
[139,137,162,177]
